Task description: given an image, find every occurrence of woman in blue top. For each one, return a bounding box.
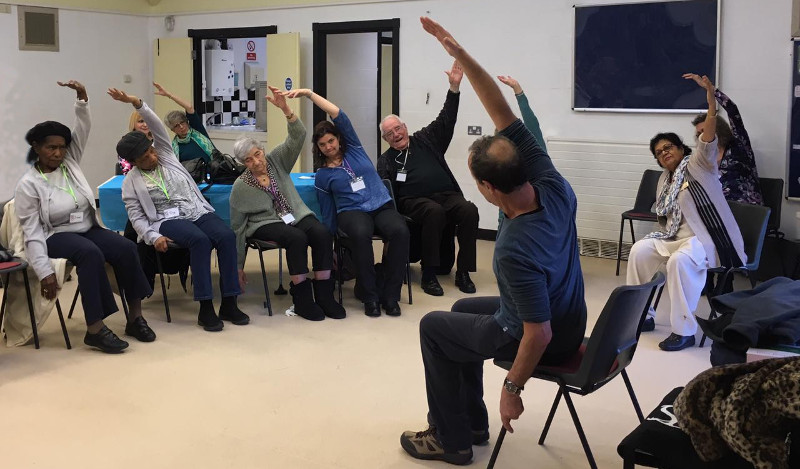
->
[285,88,410,318]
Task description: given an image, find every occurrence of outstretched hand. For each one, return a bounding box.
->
[107,88,139,106]
[421,17,463,58]
[58,80,88,102]
[152,82,170,97]
[265,85,290,111]
[284,88,312,99]
[445,60,464,90]
[497,75,522,95]
[683,73,714,92]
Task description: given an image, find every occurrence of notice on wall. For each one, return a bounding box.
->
[247,41,256,61]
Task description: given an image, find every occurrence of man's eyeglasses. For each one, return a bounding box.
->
[382,125,404,139]
[654,143,676,158]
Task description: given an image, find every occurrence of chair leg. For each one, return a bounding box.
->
[274,248,287,295]
[700,271,730,348]
[53,297,72,349]
[336,238,343,305]
[616,216,626,276]
[113,271,130,321]
[561,389,598,469]
[628,219,636,246]
[257,248,273,316]
[67,287,80,319]
[155,251,171,323]
[652,284,665,311]
[622,369,644,423]
[486,426,507,469]
[21,270,40,350]
[539,388,563,445]
[0,273,9,331]
[406,261,413,305]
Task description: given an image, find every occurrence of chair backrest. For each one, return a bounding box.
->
[728,201,770,271]
[632,169,662,213]
[574,272,665,392]
[382,178,398,210]
[758,177,784,235]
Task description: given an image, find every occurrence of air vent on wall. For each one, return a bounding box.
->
[18,6,58,52]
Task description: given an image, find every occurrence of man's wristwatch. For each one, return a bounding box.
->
[503,378,523,396]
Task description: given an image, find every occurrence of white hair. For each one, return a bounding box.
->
[379,114,404,134]
[232,137,265,164]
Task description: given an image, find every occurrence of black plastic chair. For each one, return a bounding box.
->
[335,179,412,305]
[154,241,187,323]
[758,177,784,238]
[698,202,770,348]
[0,258,71,349]
[616,169,661,276]
[245,238,286,316]
[486,272,666,469]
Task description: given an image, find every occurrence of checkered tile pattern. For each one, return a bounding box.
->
[203,88,257,125]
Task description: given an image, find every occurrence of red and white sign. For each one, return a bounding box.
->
[247,52,257,61]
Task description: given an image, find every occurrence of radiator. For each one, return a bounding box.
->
[546,137,661,259]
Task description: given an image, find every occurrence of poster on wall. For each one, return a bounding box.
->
[790,40,800,199]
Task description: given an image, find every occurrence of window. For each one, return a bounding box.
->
[18,6,59,52]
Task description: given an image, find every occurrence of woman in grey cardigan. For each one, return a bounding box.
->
[109,85,249,332]
[230,86,345,321]
[627,73,746,352]
[15,80,155,353]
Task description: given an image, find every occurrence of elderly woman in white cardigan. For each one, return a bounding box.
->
[109,85,248,332]
[15,80,155,353]
[627,73,746,352]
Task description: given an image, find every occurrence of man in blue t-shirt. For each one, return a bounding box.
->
[399,18,588,465]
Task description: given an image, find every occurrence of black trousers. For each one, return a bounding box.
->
[421,297,519,451]
[46,226,152,324]
[337,203,410,303]
[399,191,478,272]
[251,215,333,275]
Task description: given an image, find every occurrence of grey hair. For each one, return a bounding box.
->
[164,110,188,129]
[233,136,265,164]
[379,114,405,134]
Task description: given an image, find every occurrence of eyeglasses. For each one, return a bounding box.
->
[654,143,676,158]
[170,121,188,131]
[382,125,404,139]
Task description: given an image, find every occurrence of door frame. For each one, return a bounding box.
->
[312,19,400,148]
[187,26,277,114]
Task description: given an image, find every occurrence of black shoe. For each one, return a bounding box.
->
[291,280,325,321]
[472,429,490,446]
[84,326,129,353]
[364,301,381,317]
[313,278,346,319]
[382,301,401,317]
[641,317,655,332]
[125,316,156,342]
[658,333,695,351]
[421,277,444,296]
[219,308,250,325]
[455,271,476,294]
[198,306,224,332]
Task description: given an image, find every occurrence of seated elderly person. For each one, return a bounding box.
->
[627,73,746,352]
[155,82,217,164]
[377,60,479,296]
[230,86,344,321]
[15,80,155,353]
[109,85,248,332]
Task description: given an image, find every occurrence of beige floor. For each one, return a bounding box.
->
[0,240,716,469]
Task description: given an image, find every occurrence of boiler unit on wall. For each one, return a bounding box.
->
[205,49,235,98]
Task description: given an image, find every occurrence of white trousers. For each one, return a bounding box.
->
[626,236,709,336]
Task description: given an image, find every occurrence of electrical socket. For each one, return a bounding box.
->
[467,125,482,136]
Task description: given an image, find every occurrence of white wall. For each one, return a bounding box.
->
[327,32,379,163]
[3,0,796,237]
[0,6,151,203]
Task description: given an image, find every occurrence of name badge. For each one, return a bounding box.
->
[164,207,180,218]
[280,212,296,225]
[396,171,407,182]
[69,212,84,224]
[350,176,366,192]
[680,181,689,191]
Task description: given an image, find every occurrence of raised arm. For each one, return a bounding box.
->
[153,82,194,114]
[421,17,516,131]
[414,60,462,154]
[265,85,305,173]
[714,88,757,164]
[498,76,547,152]
[108,88,173,162]
[285,88,339,119]
[684,73,719,169]
[57,80,91,164]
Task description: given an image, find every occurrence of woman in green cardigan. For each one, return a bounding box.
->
[230,86,345,321]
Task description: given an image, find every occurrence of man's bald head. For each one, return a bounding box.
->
[468,135,527,193]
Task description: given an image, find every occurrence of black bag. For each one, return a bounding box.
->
[181,157,208,184]
[207,149,245,185]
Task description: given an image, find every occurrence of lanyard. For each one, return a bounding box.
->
[38,164,78,208]
[394,147,410,170]
[341,157,357,179]
[142,166,170,200]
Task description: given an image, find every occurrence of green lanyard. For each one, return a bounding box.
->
[142,166,170,200]
[38,164,78,208]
